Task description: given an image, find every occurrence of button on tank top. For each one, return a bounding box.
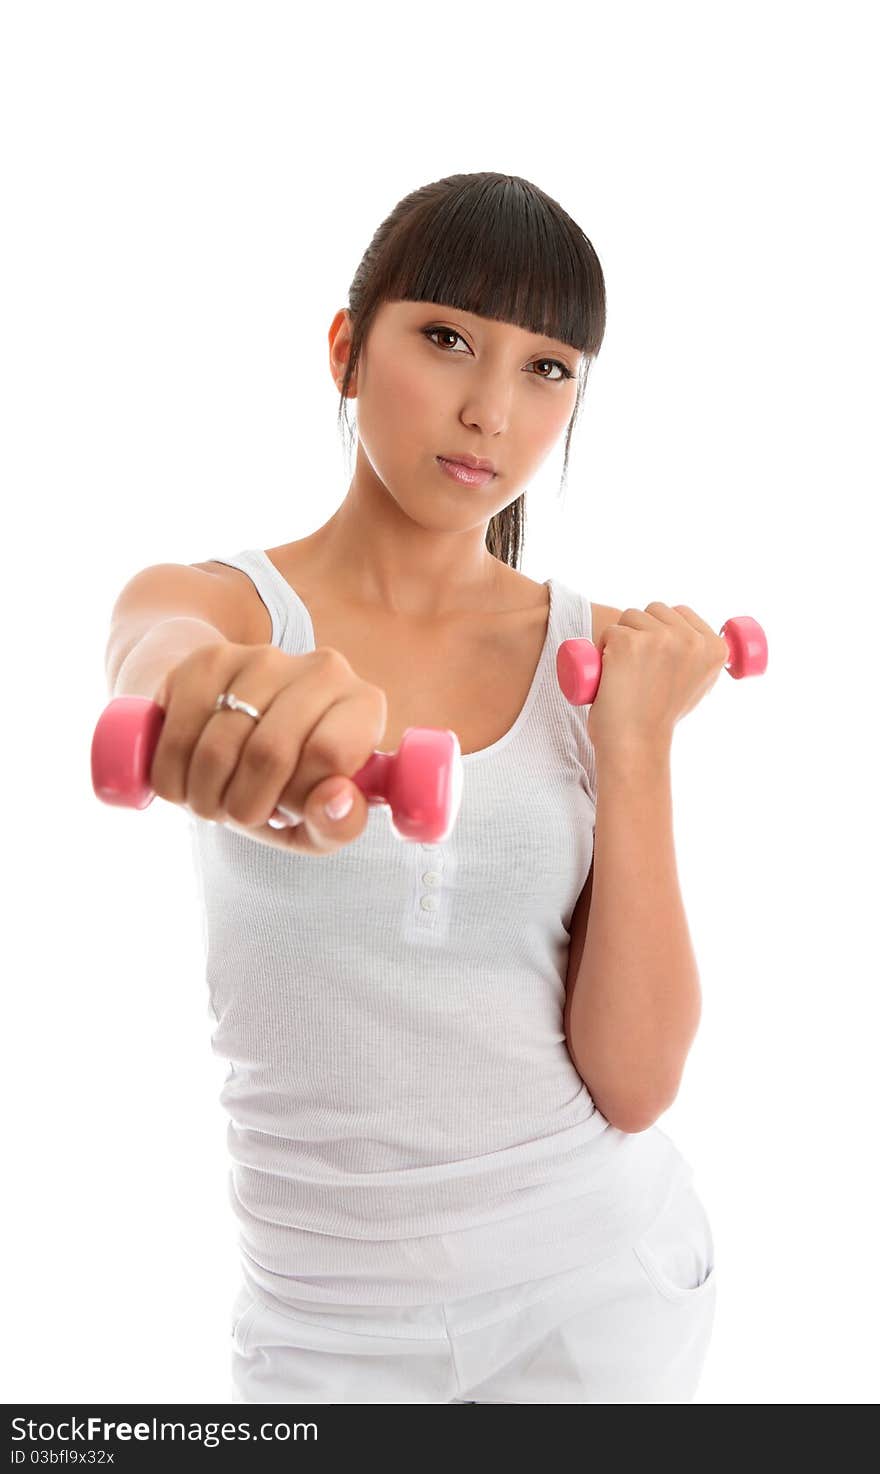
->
[186,550,693,1314]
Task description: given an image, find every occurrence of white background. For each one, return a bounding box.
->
[2,0,877,1405]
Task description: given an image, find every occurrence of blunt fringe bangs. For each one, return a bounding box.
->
[336,172,606,570]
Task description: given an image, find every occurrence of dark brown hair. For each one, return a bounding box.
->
[336,172,607,571]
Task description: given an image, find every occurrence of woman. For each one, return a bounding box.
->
[115,171,722,1403]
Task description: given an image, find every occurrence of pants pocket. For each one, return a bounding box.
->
[632,1174,716,1303]
[230,1284,266,1356]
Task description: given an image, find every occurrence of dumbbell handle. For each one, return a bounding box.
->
[90,695,463,843]
[556,613,768,707]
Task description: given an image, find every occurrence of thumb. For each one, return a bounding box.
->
[305,775,368,849]
[321,778,356,822]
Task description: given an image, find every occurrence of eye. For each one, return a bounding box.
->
[421,326,574,382]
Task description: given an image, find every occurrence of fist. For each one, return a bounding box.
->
[587,602,730,753]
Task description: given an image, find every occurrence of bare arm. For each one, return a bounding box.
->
[107,616,229,701]
[563,743,702,1133]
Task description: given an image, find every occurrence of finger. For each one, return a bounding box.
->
[151,643,251,809]
[184,647,289,820]
[303,771,371,853]
[672,605,729,662]
[218,657,374,831]
[255,773,370,856]
[270,683,387,823]
[671,604,716,637]
[220,775,367,855]
[616,607,658,630]
[645,602,693,630]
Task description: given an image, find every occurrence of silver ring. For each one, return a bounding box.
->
[214,690,262,722]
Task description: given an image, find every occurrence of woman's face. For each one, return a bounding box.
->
[329,298,583,532]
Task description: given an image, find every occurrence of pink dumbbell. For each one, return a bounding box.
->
[91,695,463,843]
[556,614,768,706]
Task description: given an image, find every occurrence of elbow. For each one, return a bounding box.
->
[565,1034,685,1134]
[605,1096,673,1133]
[587,1074,681,1135]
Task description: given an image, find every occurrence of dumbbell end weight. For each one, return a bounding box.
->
[718,616,768,679]
[353,728,463,844]
[555,640,601,708]
[90,695,163,809]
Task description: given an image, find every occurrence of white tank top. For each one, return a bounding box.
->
[187,549,693,1313]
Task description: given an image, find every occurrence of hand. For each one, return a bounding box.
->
[587,603,730,756]
[151,641,387,855]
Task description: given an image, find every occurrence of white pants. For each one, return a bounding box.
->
[229,1172,716,1404]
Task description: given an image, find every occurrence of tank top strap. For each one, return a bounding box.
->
[546,575,593,647]
[541,576,598,806]
[207,549,314,654]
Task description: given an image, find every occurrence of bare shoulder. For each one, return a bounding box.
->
[500,564,621,642]
[190,558,273,644]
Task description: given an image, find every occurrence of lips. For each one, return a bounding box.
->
[436,457,496,487]
[439,453,496,473]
